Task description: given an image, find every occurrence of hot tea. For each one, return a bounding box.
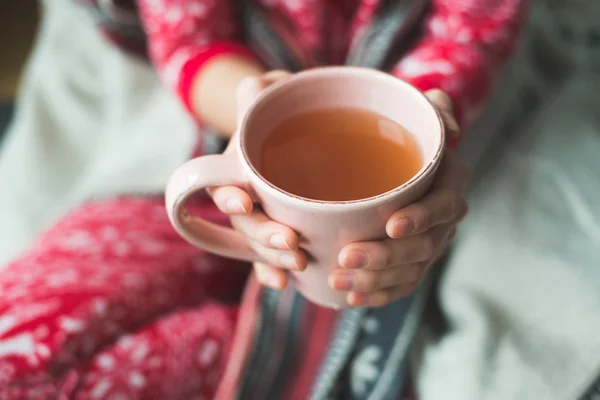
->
[260,107,423,201]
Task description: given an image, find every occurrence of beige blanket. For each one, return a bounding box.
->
[0,0,197,265]
[417,3,600,397]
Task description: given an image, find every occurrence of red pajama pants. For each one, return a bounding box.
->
[0,197,417,400]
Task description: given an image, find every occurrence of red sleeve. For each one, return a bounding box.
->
[391,0,529,147]
[137,0,258,115]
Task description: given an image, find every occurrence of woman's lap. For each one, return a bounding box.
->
[0,196,249,399]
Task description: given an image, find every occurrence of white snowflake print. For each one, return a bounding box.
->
[397,56,456,78]
[164,6,184,23]
[188,2,208,17]
[59,317,86,333]
[362,317,380,335]
[57,230,99,253]
[0,315,51,367]
[161,48,194,88]
[86,339,155,398]
[196,338,220,368]
[351,345,382,396]
[283,0,303,12]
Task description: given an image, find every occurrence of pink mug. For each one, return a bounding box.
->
[165,67,444,309]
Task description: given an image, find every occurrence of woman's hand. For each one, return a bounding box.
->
[329,152,469,307]
[211,78,470,305]
[329,90,470,307]
[210,71,308,289]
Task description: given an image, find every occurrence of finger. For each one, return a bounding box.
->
[236,77,268,122]
[390,222,457,264]
[254,262,289,290]
[230,211,299,250]
[340,224,449,268]
[386,189,467,238]
[348,222,452,268]
[338,241,389,270]
[425,89,453,114]
[347,283,418,307]
[425,89,459,139]
[262,70,293,84]
[246,239,307,271]
[210,186,253,215]
[328,262,425,292]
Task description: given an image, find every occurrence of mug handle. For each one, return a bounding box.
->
[165,154,259,263]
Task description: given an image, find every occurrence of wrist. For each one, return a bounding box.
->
[190,53,264,136]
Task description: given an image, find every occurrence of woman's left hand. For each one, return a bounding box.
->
[328,90,470,307]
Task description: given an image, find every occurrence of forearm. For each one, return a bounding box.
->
[137,0,264,137]
[191,55,264,137]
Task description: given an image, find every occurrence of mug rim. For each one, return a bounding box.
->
[239,66,445,209]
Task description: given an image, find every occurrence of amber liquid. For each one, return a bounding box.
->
[260,107,423,201]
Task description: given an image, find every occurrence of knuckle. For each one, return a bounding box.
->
[358,271,380,292]
[413,203,431,230]
[447,191,462,219]
[379,243,393,268]
[256,222,271,239]
[370,242,392,270]
[421,235,437,260]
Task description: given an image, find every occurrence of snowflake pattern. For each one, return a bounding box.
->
[351,345,383,396]
[0,197,246,399]
[3,0,527,396]
[101,0,526,130]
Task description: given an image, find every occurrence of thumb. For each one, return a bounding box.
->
[425,89,460,139]
[236,77,269,123]
[236,70,293,124]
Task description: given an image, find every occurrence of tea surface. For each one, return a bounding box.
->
[260,107,423,201]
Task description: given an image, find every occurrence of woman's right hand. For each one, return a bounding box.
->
[209,71,307,290]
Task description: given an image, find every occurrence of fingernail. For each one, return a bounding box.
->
[226,198,247,214]
[270,234,291,250]
[329,273,354,290]
[444,112,460,135]
[346,292,362,307]
[342,250,370,269]
[391,218,413,237]
[279,253,297,269]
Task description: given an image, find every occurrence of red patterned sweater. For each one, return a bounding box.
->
[0,1,528,399]
[78,0,527,135]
